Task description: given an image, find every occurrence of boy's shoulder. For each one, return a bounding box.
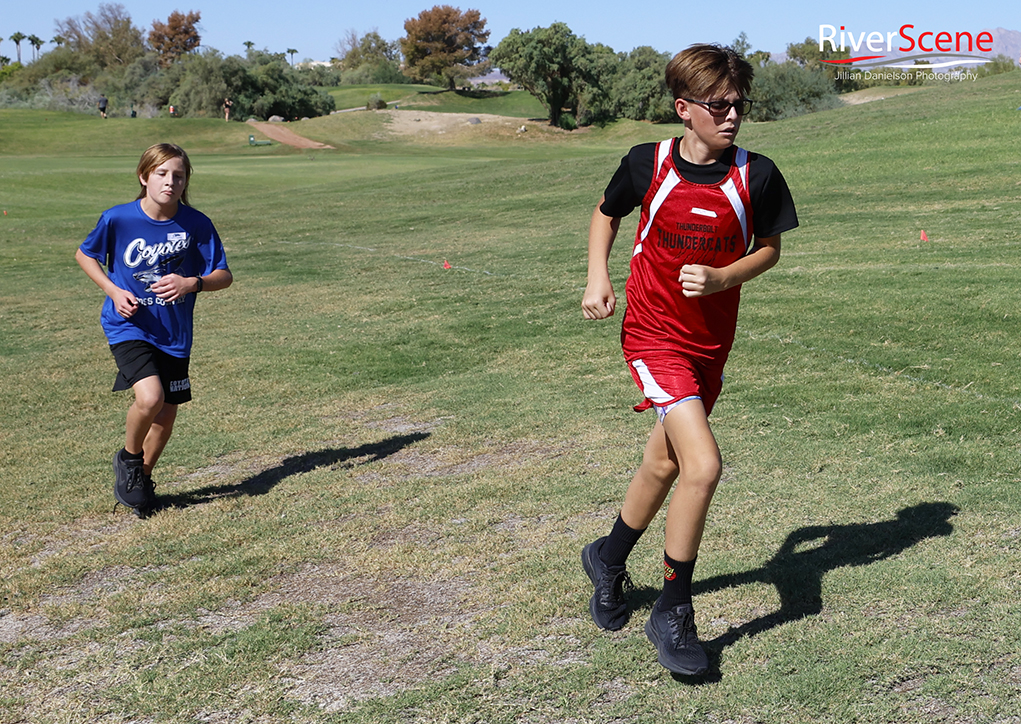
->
[624,139,672,161]
[623,139,779,169]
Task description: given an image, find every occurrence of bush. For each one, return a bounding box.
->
[974,54,1018,79]
[750,62,841,121]
[366,93,387,110]
[341,61,408,86]
[0,45,335,120]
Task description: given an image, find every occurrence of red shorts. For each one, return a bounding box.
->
[627,354,725,417]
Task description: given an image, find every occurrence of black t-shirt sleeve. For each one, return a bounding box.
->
[599,143,657,218]
[748,153,799,238]
[598,141,798,238]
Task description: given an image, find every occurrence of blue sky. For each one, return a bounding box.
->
[2,0,1016,63]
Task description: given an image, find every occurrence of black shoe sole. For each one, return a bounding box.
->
[645,616,709,676]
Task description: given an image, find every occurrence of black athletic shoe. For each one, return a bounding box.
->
[141,473,158,513]
[113,450,150,518]
[581,537,634,631]
[645,601,709,676]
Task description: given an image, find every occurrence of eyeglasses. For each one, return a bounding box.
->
[683,98,754,117]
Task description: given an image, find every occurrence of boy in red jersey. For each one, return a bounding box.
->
[580,44,798,676]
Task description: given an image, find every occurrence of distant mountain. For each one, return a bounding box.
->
[985,27,1021,65]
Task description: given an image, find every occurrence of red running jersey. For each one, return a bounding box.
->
[622,139,754,366]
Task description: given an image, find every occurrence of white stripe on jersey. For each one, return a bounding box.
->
[640,169,681,244]
[720,178,750,253]
[631,359,674,404]
[655,139,672,174]
[734,147,748,191]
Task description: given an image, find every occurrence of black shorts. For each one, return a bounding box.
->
[110,341,192,404]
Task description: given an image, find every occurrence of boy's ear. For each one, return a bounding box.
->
[674,97,690,121]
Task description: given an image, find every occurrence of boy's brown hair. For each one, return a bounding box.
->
[665,44,754,101]
[135,143,193,206]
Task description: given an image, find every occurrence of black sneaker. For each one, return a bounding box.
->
[113,450,150,518]
[581,537,634,631]
[141,473,158,513]
[645,600,709,676]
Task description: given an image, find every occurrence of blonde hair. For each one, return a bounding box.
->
[135,143,192,206]
[665,44,753,101]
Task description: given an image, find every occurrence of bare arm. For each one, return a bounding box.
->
[581,199,622,320]
[150,268,233,303]
[679,235,782,297]
[75,248,140,319]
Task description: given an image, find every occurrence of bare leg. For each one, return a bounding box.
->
[661,400,722,561]
[620,421,679,529]
[619,399,721,560]
[142,403,178,475]
[125,376,164,455]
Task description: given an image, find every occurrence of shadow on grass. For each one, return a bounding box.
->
[158,432,430,509]
[629,502,959,682]
[416,88,512,99]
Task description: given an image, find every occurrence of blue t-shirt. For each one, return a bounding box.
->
[78,200,229,357]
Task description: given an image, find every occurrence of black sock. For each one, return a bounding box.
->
[122,448,144,462]
[599,513,646,568]
[658,553,696,610]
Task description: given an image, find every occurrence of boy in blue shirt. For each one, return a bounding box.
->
[76,143,233,517]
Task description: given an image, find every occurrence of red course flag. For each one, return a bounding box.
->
[443,259,452,269]
[920,230,929,242]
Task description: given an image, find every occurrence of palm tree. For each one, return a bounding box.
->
[243,41,254,53]
[51,35,66,47]
[28,34,43,62]
[9,31,25,64]
[286,48,297,66]
[0,56,10,68]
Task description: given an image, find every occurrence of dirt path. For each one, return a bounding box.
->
[383,110,524,136]
[246,120,335,149]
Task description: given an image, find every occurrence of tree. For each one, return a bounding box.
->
[400,5,490,89]
[608,46,675,123]
[974,54,1018,78]
[55,4,145,68]
[786,36,855,92]
[148,10,201,68]
[51,35,67,47]
[28,35,44,62]
[490,22,589,127]
[749,62,841,121]
[9,32,26,64]
[333,30,404,84]
[286,48,297,66]
[336,30,400,71]
[168,48,227,116]
[243,41,255,52]
[574,42,621,126]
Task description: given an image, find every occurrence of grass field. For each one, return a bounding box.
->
[2,76,1021,723]
[324,84,547,118]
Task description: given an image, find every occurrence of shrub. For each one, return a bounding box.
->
[366,93,387,110]
[750,62,841,121]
